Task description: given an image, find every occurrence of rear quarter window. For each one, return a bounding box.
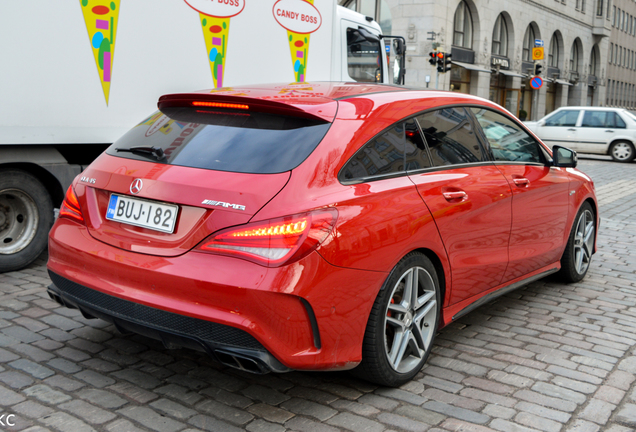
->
[107,108,331,174]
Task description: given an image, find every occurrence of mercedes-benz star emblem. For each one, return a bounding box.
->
[130,178,143,195]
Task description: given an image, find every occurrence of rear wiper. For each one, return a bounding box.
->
[115,146,166,161]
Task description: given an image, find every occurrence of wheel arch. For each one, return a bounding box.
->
[412,247,447,311]
[0,162,65,208]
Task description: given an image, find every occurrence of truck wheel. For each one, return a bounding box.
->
[609,141,635,162]
[0,170,54,272]
[354,252,440,387]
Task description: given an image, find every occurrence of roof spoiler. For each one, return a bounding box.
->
[158,93,336,123]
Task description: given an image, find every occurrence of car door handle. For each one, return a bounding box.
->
[442,191,467,201]
[513,177,530,187]
[605,130,614,133]
[567,128,576,131]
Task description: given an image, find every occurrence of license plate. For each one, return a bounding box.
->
[106,194,178,233]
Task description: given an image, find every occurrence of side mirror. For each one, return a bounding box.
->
[393,38,405,56]
[553,145,577,168]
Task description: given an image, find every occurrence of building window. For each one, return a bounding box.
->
[491,14,508,56]
[582,0,585,13]
[342,0,392,35]
[610,43,613,64]
[570,41,579,73]
[597,0,604,16]
[549,34,559,67]
[589,48,597,76]
[613,6,617,26]
[453,1,473,49]
[576,0,581,10]
[523,25,536,62]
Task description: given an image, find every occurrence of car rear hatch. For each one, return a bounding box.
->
[79,91,337,257]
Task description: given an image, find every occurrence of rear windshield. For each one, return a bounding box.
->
[106,107,332,174]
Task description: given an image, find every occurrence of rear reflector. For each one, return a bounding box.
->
[197,209,338,267]
[59,186,84,224]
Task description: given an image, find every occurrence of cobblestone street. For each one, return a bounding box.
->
[0,157,635,432]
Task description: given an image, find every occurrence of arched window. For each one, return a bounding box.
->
[522,25,536,62]
[491,14,508,56]
[589,47,597,76]
[570,42,580,73]
[548,34,559,67]
[453,1,473,48]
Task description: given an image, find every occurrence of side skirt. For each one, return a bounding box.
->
[450,266,560,322]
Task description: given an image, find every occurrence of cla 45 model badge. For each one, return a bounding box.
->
[202,199,246,211]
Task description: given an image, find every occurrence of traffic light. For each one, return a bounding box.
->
[436,52,452,73]
[443,52,452,73]
[429,51,437,66]
[436,52,445,72]
[534,63,543,76]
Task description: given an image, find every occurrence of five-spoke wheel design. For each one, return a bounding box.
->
[384,266,437,374]
[558,202,595,283]
[572,207,595,276]
[356,252,440,387]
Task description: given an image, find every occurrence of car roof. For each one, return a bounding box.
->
[159,82,506,123]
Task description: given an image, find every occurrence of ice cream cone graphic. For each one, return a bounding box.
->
[79,0,120,105]
[273,0,322,83]
[185,0,245,88]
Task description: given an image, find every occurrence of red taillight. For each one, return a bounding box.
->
[191,101,249,110]
[197,209,338,267]
[59,186,84,224]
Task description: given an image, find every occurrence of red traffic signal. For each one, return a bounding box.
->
[428,51,437,66]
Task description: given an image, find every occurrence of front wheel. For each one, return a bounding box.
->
[355,252,440,387]
[557,202,595,283]
[609,141,635,163]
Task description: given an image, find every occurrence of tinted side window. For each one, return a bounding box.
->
[404,119,431,171]
[340,123,405,181]
[471,108,545,164]
[416,107,485,166]
[544,110,580,127]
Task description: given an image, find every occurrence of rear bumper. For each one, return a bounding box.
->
[47,218,385,371]
[48,272,288,373]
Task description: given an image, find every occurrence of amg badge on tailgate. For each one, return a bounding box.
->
[201,199,246,211]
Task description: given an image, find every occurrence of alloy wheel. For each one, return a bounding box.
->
[384,266,437,374]
[573,209,595,275]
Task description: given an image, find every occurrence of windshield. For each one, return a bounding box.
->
[107,107,331,174]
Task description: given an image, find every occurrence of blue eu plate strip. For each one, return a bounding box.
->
[107,195,118,219]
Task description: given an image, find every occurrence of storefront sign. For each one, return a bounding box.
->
[491,56,510,70]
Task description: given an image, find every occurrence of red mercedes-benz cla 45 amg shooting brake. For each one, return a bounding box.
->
[47,83,598,386]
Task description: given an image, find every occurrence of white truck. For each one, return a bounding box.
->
[0,0,405,272]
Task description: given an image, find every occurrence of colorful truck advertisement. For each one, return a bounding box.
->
[185,0,246,88]
[273,0,322,83]
[80,0,121,105]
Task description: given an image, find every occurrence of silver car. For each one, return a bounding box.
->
[525,106,636,162]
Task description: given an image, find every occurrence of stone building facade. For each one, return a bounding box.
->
[341,0,614,120]
[607,0,636,108]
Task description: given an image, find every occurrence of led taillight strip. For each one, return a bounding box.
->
[191,101,249,110]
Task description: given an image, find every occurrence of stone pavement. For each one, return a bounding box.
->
[0,156,635,432]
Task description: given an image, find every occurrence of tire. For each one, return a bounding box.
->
[556,202,595,283]
[609,141,635,163]
[354,252,441,387]
[0,170,54,273]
